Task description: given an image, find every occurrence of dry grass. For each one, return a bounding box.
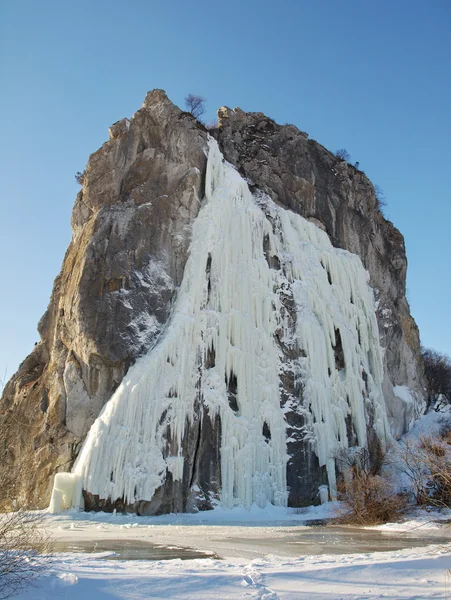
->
[396,426,451,509]
[336,472,407,525]
[420,431,451,507]
[334,446,407,525]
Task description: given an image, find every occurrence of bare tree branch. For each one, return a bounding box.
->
[335,148,350,162]
[0,511,52,599]
[422,347,451,411]
[184,94,206,120]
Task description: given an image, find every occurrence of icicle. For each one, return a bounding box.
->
[49,137,389,514]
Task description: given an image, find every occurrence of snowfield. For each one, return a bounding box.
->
[14,542,451,600]
[10,506,451,599]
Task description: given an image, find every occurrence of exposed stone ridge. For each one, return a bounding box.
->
[0,90,208,509]
[0,91,424,511]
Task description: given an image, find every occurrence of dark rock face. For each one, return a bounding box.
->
[0,91,423,512]
[215,106,424,440]
[81,408,221,516]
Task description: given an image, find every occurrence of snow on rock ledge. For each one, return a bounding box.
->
[50,139,390,514]
[390,385,424,437]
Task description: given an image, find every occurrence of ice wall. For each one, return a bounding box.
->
[50,138,390,512]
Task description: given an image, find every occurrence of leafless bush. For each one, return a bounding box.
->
[335,148,350,162]
[334,446,407,525]
[0,374,53,597]
[75,170,86,186]
[205,118,218,130]
[422,347,451,411]
[374,184,387,214]
[395,437,429,504]
[396,427,451,508]
[422,433,451,507]
[0,511,52,599]
[184,94,206,120]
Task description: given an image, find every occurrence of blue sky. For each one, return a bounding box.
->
[0,0,450,379]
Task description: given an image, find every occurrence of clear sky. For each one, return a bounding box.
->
[0,0,450,380]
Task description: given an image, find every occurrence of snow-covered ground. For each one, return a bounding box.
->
[15,543,451,600]
[8,505,451,599]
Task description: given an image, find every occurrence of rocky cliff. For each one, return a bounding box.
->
[0,90,424,512]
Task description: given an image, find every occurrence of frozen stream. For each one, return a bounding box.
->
[44,511,451,561]
[51,526,451,561]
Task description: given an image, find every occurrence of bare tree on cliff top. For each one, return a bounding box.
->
[335,148,350,162]
[184,94,206,120]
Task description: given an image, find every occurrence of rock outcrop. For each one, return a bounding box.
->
[215,107,423,438]
[0,91,207,509]
[0,91,424,511]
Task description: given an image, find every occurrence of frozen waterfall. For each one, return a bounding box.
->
[49,138,389,513]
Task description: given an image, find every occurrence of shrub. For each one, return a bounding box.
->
[75,170,86,186]
[374,184,387,214]
[335,446,407,525]
[0,511,52,599]
[337,474,406,525]
[205,118,218,131]
[421,433,451,507]
[396,427,451,508]
[335,148,350,162]
[395,437,429,504]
